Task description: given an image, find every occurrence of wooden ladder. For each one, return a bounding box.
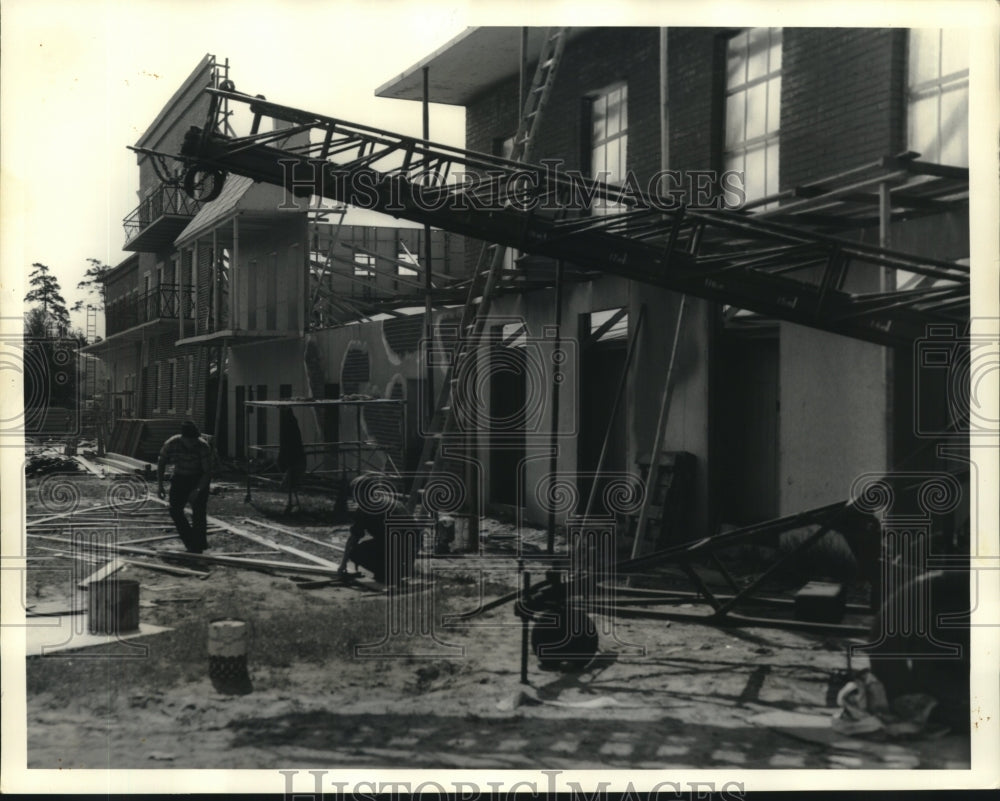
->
[405,28,568,513]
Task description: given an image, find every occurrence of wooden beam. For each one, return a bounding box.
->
[584,306,627,347]
[27,503,117,527]
[124,559,210,578]
[240,518,345,554]
[145,496,339,568]
[77,557,127,589]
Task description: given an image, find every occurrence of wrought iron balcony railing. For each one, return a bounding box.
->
[122,183,201,250]
[105,283,195,336]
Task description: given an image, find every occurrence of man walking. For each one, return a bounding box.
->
[157,420,212,553]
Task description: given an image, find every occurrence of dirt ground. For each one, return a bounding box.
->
[20,470,971,771]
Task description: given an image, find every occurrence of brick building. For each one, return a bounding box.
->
[376,26,969,532]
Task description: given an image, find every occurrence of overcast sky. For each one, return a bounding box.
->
[2,0,482,335]
[2,1,996,337]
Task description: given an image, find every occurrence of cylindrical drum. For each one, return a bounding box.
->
[88,579,140,635]
[208,619,251,693]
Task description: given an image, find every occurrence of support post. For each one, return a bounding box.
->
[519,28,529,119]
[583,304,646,521]
[245,382,252,503]
[422,67,435,434]
[231,216,239,331]
[879,180,894,471]
[546,260,565,554]
[630,295,687,560]
[519,566,530,684]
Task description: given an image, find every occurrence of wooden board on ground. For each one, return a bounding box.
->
[76,557,127,589]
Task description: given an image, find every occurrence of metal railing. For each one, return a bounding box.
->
[122,183,201,246]
[105,283,195,336]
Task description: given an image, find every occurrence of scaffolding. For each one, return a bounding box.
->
[241,397,406,504]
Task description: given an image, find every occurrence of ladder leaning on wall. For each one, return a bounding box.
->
[403,27,569,514]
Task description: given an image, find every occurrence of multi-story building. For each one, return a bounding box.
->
[375,26,969,533]
[88,54,466,466]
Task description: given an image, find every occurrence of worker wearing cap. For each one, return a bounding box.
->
[338,473,420,585]
[157,420,212,554]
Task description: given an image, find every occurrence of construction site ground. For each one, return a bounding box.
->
[20,469,971,771]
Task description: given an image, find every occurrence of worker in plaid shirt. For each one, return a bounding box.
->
[157,420,212,553]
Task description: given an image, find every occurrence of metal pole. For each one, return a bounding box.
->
[583,304,646,521]
[546,260,565,554]
[244,380,252,503]
[879,180,894,470]
[519,566,530,684]
[422,67,436,434]
[519,28,529,118]
[630,295,687,561]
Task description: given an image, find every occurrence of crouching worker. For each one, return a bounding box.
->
[338,473,421,586]
[521,570,599,672]
[157,420,212,554]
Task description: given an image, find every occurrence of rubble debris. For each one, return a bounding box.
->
[25,453,83,477]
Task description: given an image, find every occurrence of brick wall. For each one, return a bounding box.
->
[467,28,661,178]
[667,29,724,175]
[780,28,906,188]
[459,27,907,197]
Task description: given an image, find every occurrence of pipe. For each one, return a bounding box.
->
[422,66,435,431]
[582,304,646,521]
[546,259,565,554]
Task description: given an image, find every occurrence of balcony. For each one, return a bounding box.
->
[123,183,201,252]
[105,283,195,339]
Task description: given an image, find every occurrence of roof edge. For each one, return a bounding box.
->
[374,27,479,101]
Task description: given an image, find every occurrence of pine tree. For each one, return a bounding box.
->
[72,258,112,313]
[25,263,71,337]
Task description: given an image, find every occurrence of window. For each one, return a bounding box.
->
[724,28,782,207]
[152,364,161,412]
[167,359,177,412]
[186,355,195,414]
[353,253,375,277]
[397,249,419,277]
[908,29,969,167]
[589,84,628,215]
[589,307,628,343]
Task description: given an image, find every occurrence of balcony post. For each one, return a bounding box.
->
[231,216,239,331]
[178,256,184,341]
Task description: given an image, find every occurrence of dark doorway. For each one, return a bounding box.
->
[579,341,627,514]
[715,333,780,525]
[489,338,527,507]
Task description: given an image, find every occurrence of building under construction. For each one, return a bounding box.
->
[31,24,980,771]
[99,29,968,534]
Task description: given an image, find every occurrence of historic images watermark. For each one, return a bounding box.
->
[277,160,749,214]
[279,768,747,801]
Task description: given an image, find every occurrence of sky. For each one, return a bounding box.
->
[2,0,997,338]
[1,0,477,336]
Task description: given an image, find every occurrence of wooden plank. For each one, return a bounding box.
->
[124,559,210,579]
[77,557,127,589]
[36,518,345,579]
[144,498,339,569]
[214,523,340,568]
[27,502,117,527]
[121,534,180,546]
[240,518,345,554]
[73,455,106,477]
